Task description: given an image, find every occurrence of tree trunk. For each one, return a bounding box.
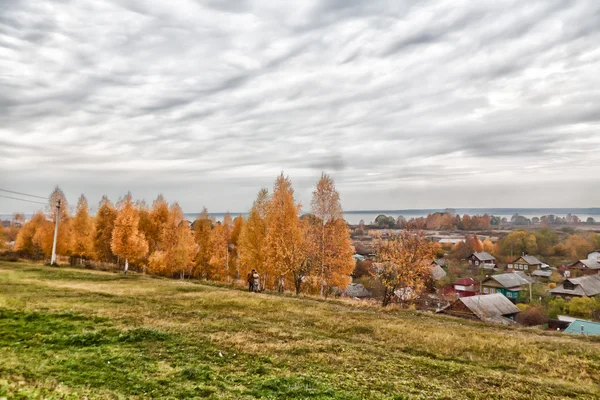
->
[278,275,285,293]
[295,275,302,295]
[320,221,325,296]
[124,258,128,275]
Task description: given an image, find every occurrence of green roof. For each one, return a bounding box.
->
[564,320,600,336]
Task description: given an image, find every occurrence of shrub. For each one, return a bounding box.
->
[516,306,547,327]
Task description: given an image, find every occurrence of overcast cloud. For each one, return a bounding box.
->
[1,0,599,214]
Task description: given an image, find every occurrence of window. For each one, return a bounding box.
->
[475,261,479,266]
[506,292,512,298]
[490,288,495,294]
[483,287,489,294]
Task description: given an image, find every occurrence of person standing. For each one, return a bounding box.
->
[247,270,255,292]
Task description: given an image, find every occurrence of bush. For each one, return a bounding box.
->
[547,282,557,290]
[566,297,596,319]
[516,306,547,327]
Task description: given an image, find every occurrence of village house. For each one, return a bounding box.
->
[452,277,480,298]
[467,252,497,270]
[480,272,535,303]
[439,293,520,325]
[568,250,600,276]
[549,274,600,299]
[507,254,551,277]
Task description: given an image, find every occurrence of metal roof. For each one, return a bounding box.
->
[430,265,447,281]
[518,255,543,265]
[460,293,521,319]
[579,259,600,270]
[531,269,552,277]
[564,320,600,335]
[472,252,495,261]
[489,272,534,288]
[550,274,600,297]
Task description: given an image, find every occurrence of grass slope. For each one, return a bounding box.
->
[0,262,599,399]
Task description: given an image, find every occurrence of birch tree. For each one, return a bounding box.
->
[111,192,148,274]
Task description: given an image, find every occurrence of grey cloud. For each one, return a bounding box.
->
[1,0,599,214]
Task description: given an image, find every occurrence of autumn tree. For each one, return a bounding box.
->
[14,212,48,259]
[310,173,353,296]
[111,192,149,274]
[375,231,437,307]
[265,173,304,292]
[238,189,269,285]
[230,215,245,279]
[148,195,170,253]
[148,203,197,279]
[564,234,595,260]
[499,230,538,257]
[71,194,94,262]
[193,207,213,279]
[208,222,229,281]
[94,195,117,262]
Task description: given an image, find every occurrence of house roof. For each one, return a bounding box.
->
[432,258,447,267]
[577,259,600,270]
[487,272,535,288]
[564,320,600,335]
[531,269,552,278]
[454,277,478,286]
[513,255,543,265]
[429,265,447,281]
[550,274,600,297]
[471,252,495,261]
[460,293,521,319]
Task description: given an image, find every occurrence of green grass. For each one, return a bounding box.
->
[1,261,599,399]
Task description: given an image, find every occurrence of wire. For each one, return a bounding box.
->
[0,194,47,205]
[0,188,47,200]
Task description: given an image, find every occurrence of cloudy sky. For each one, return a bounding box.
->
[1,0,600,214]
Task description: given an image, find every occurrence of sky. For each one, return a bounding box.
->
[1,0,600,215]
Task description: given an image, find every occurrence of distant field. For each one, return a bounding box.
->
[1,262,599,399]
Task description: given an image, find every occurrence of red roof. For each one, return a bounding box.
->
[454,277,478,286]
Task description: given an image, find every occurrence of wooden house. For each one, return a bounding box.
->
[549,274,600,299]
[467,252,497,270]
[507,255,550,277]
[439,293,520,325]
[481,272,534,303]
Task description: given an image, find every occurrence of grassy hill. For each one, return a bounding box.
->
[1,261,599,399]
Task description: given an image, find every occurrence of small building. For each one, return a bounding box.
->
[432,258,448,269]
[467,252,497,270]
[353,254,367,262]
[549,274,600,299]
[481,272,535,302]
[452,277,480,298]
[563,319,600,336]
[507,255,550,275]
[439,293,520,325]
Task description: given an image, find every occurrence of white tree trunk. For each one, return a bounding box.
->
[124,258,129,274]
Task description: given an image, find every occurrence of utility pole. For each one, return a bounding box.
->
[50,199,61,265]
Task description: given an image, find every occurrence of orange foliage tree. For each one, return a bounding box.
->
[310,173,354,296]
[375,231,437,307]
[193,207,213,279]
[71,194,94,262]
[238,189,269,285]
[94,195,117,262]
[111,192,149,273]
[264,173,304,292]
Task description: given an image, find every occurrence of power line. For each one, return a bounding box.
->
[0,194,47,205]
[0,188,47,200]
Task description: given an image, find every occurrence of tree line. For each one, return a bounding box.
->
[12,173,355,295]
